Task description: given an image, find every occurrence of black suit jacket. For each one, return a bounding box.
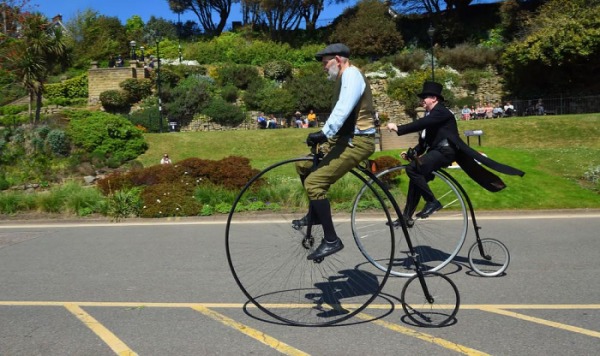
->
[396,103,525,192]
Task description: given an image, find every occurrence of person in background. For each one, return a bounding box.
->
[492,102,504,118]
[307,109,318,127]
[257,112,267,129]
[503,101,515,117]
[461,105,471,120]
[294,111,304,128]
[267,114,278,129]
[160,153,172,165]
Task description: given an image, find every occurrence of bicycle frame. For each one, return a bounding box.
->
[436,169,490,260]
[307,145,436,302]
[354,162,435,303]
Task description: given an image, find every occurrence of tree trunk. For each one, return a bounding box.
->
[35,91,43,125]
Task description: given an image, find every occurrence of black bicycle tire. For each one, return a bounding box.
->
[226,157,395,326]
[352,165,468,277]
[400,271,460,327]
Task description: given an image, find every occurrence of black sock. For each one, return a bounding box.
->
[310,199,337,242]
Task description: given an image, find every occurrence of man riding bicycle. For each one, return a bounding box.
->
[294,43,377,261]
[387,81,525,225]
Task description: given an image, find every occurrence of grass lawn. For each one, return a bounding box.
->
[139,114,600,211]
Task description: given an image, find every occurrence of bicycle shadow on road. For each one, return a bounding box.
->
[241,267,396,327]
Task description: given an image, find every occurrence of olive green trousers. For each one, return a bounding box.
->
[296,135,375,200]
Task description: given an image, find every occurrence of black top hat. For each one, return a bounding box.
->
[315,43,351,61]
[417,81,444,101]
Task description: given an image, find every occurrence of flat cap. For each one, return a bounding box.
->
[315,43,350,61]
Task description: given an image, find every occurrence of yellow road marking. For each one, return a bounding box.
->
[0,301,599,309]
[64,303,138,356]
[354,312,490,356]
[478,307,600,338]
[191,305,309,356]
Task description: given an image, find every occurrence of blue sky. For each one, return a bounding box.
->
[28,0,359,29]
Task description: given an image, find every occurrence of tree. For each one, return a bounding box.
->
[299,0,325,32]
[167,0,237,36]
[125,15,145,44]
[65,10,128,67]
[2,13,69,124]
[501,0,600,97]
[257,0,304,40]
[330,0,403,58]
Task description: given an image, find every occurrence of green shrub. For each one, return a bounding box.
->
[126,106,163,133]
[460,69,493,91]
[44,74,88,99]
[220,84,238,103]
[164,76,213,125]
[106,187,143,221]
[46,129,70,157]
[0,191,37,214]
[67,111,148,166]
[149,66,181,89]
[437,44,499,71]
[285,73,334,113]
[202,97,246,127]
[96,156,259,216]
[139,182,200,218]
[217,64,260,90]
[0,173,9,191]
[387,70,459,117]
[389,49,427,72]
[119,78,154,103]
[99,90,131,114]
[0,105,28,115]
[263,60,293,81]
[167,64,207,78]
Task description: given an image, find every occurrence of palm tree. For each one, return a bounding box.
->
[2,13,69,124]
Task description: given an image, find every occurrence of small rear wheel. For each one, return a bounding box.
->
[468,238,510,277]
[401,271,460,327]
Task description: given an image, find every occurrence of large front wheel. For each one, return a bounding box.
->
[226,158,395,326]
[352,166,468,277]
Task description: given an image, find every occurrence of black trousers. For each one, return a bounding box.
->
[405,146,456,214]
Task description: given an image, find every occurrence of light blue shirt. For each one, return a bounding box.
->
[322,66,374,137]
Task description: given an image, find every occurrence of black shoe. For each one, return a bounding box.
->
[404,215,415,228]
[307,238,344,260]
[386,216,414,228]
[415,200,442,219]
[292,214,321,227]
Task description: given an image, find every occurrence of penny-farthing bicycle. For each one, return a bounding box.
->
[226,144,460,327]
[352,164,510,278]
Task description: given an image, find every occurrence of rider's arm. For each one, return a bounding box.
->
[322,67,365,138]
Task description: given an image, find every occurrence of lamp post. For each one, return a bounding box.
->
[129,40,137,60]
[427,24,435,82]
[139,46,145,62]
[177,12,183,63]
[156,35,163,133]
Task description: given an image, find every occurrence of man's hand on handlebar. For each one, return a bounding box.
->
[401,147,417,162]
[306,131,327,146]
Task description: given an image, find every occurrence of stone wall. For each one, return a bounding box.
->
[369,78,412,125]
[87,61,147,105]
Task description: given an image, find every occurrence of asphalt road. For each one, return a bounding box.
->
[0,211,599,355]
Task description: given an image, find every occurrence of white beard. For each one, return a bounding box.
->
[327,64,339,81]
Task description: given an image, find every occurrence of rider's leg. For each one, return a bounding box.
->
[304,136,375,260]
[406,149,454,218]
